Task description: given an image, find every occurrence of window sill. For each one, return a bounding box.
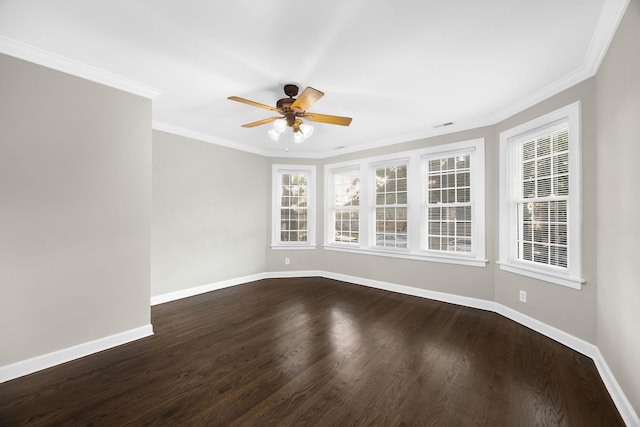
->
[271,245,317,250]
[323,244,488,268]
[497,261,584,290]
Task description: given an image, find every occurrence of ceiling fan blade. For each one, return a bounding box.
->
[302,112,352,126]
[290,87,324,112]
[241,116,281,128]
[228,96,280,112]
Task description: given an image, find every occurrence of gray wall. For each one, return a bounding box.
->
[266,128,496,302]
[596,0,640,415]
[493,78,598,343]
[151,131,268,297]
[0,54,152,366]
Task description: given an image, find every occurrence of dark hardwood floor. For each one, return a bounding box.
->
[0,277,624,426]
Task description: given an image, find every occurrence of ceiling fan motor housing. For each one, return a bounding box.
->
[283,84,299,97]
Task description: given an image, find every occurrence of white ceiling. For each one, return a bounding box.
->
[0,0,628,157]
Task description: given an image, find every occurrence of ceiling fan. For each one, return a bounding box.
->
[228,84,352,141]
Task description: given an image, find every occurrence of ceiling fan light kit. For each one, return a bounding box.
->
[228,84,352,147]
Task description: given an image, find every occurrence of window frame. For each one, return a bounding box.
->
[324,139,486,267]
[326,166,361,247]
[498,101,584,289]
[422,147,483,259]
[271,164,316,249]
[371,159,410,251]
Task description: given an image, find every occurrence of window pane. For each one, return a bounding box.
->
[457,188,470,203]
[554,152,569,175]
[278,171,311,244]
[553,130,569,153]
[537,158,551,178]
[537,136,551,157]
[554,175,569,196]
[374,163,408,249]
[523,161,535,180]
[523,181,535,199]
[397,191,407,204]
[538,178,551,197]
[426,153,472,254]
[429,207,441,220]
[523,141,535,160]
[457,172,470,187]
[516,134,570,269]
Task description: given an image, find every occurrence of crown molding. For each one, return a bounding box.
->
[483,0,630,126]
[152,121,331,159]
[0,36,161,99]
[584,0,630,75]
[152,121,276,157]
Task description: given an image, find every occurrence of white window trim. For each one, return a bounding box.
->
[421,144,485,261]
[369,157,410,250]
[324,139,486,268]
[271,164,316,249]
[325,165,361,247]
[498,101,584,289]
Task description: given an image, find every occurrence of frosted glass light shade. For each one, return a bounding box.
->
[268,129,280,141]
[299,123,314,137]
[273,119,287,133]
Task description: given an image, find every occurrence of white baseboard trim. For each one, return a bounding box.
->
[150,273,268,306]
[493,303,598,359]
[321,271,496,312]
[0,324,153,383]
[593,348,640,427]
[150,271,327,306]
[265,270,326,279]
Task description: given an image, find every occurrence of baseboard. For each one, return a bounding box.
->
[150,271,328,306]
[321,271,496,312]
[593,348,640,427]
[265,270,326,279]
[0,324,153,383]
[151,273,268,305]
[493,303,598,358]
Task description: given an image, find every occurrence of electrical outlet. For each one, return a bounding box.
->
[285,257,290,265]
[519,290,527,303]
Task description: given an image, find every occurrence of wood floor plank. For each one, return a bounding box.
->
[0,278,624,426]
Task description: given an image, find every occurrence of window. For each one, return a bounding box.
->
[374,163,408,249]
[272,165,316,248]
[499,102,583,288]
[329,168,360,244]
[324,139,486,267]
[425,154,472,254]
